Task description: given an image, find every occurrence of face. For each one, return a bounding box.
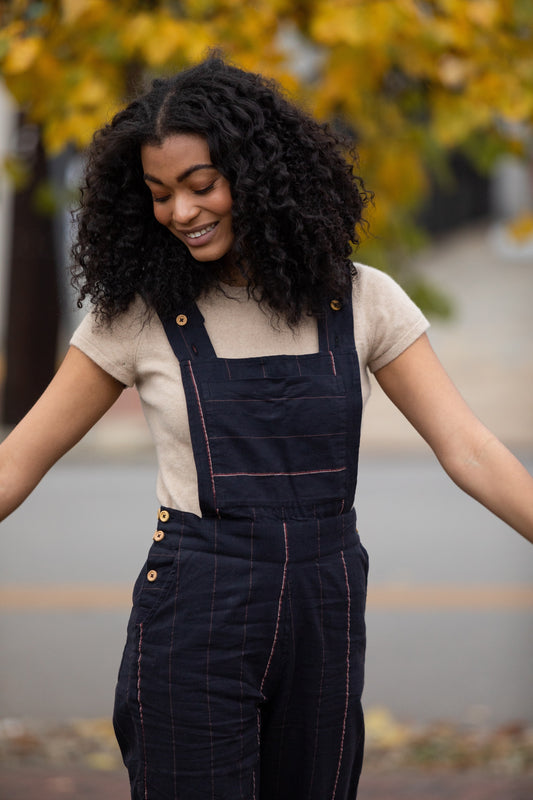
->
[141,133,234,265]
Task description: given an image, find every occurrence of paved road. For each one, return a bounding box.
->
[1,451,531,725]
[1,766,532,800]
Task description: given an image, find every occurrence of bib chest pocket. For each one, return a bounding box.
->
[202,372,348,508]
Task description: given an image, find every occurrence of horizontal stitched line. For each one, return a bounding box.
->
[213,467,346,477]
[210,432,346,440]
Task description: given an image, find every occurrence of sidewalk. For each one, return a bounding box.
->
[1,766,532,799]
[1,715,531,799]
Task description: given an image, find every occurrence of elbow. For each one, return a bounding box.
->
[433,427,499,495]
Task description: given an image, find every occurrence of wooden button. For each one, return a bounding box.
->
[176,314,187,326]
[153,530,165,542]
[158,509,170,523]
[147,570,158,582]
[330,299,342,311]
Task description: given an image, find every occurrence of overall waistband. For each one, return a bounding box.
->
[154,506,359,564]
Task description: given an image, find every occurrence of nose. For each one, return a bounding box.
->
[171,193,199,225]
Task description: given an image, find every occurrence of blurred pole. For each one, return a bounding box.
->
[1,117,59,425]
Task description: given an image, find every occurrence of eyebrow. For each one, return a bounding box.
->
[143,164,216,185]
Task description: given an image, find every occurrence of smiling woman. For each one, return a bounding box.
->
[0,51,532,800]
[141,134,236,272]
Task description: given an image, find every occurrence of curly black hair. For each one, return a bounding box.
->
[71,53,371,325]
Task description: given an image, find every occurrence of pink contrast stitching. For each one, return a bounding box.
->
[169,526,183,799]
[260,522,289,694]
[331,551,351,800]
[206,521,218,800]
[209,432,346,441]
[188,363,217,508]
[239,520,254,800]
[179,330,195,359]
[205,394,342,403]
[329,350,337,376]
[137,622,148,800]
[254,709,261,800]
[308,518,325,797]
[214,467,345,478]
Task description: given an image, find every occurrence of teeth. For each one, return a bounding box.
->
[185,223,216,239]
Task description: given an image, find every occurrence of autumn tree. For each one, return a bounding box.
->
[1,0,532,419]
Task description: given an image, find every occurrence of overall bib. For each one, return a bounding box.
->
[113,295,368,800]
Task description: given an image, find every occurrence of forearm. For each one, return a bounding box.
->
[439,430,533,544]
[375,335,533,544]
[0,346,123,523]
[0,432,47,521]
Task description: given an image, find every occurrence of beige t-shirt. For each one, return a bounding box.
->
[71,263,429,514]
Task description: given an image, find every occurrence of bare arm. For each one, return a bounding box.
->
[0,346,124,521]
[374,333,533,543]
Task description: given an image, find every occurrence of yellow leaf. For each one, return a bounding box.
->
[121,12,156,55]
[365,707,411,749]
[310,4,368,48]
[466,0,500,28]
[60,0,107,25]
[3,36,42,74]
[432,93,492,146]
[507,211,533,243]
[71,76,111,109]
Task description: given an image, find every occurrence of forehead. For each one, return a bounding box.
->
[141,133,212,175]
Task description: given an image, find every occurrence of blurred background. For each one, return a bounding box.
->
[0,1,532,797]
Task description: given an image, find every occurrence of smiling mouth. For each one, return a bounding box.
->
[183,223,217,239]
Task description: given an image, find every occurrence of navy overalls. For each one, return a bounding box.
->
[113,294,369,799]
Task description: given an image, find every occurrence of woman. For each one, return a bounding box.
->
[1,54,532,799]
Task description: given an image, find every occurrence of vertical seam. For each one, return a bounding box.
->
[187,363,218,512]
[239,518,255,800]
[137,622,148,800]
[168,524,184,799]
[259,521,289,695]
[178,327,195,359]
[274,577,294,797]
[308,517,325,798]
[206,520,219,800]
[331,550,351,800]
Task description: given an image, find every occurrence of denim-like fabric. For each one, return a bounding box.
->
[114,297,367,799]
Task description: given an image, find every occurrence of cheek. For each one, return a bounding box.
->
[152,204,170,226]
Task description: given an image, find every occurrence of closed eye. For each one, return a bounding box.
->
[152,195,170,204]
[194,181,216,195]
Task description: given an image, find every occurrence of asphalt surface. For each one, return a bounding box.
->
[1,766,532,800]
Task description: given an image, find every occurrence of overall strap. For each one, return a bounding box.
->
[159,303,217,363]
[318,296,355,353]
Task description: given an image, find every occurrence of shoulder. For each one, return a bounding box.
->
[353,262,412,303]
[351,263,430,373]
[73,295,150,338]
[70,296,151,387]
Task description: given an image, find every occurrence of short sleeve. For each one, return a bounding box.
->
[69,297,148,387]
[353,263,430,374]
